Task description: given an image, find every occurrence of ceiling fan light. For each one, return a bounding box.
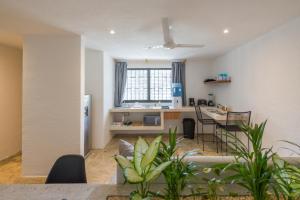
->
[223,28,229,34]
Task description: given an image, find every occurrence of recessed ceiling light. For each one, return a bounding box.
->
[109,30,115,35]
[223,29,229,34]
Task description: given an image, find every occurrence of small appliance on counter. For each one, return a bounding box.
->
[217,104,231,112]
[144,115,161,126]
[197,99,207,106]
[189,98,195,106]
[208,93,215,107]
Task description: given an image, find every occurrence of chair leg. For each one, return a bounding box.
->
[220,129,223,152]
[226,131,228,155]
[235,132,237,151]
[196,120,199,144]
[202,124,205,151]
[247,136,250,152]
[215,125,218,153]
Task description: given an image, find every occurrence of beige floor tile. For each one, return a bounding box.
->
[0,134,228,184]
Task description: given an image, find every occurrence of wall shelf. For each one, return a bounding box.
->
[204,80,231,84]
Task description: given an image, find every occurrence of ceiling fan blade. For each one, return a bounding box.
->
[175,44,205,48]
[161,17,173,44]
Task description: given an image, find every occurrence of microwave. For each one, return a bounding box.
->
[143,115,161,126]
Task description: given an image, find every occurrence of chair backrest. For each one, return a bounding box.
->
[45,154,87,184]
[194,105,204,122]
[225,111,251,127]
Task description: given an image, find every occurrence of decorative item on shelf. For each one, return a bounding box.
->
[161,105,169,109]
[112,122,123,126]
[217,73,229,81]
[123,120,132,126]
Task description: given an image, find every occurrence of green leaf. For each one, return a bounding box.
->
[141,136,162,169]
[273,155,284,168]
[145,161,172,182]
[134,137,148,175]
[124,168,144,183]
[115,155,133,169]
[130,192,142,200]
[203,167,212,174]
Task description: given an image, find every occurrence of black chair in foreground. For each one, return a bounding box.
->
[45,154,87,184]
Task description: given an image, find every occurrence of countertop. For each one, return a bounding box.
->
[110,106,227,121]
[110,106,195,113]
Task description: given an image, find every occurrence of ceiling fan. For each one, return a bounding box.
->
[147,17,205,50]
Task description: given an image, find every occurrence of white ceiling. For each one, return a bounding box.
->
[0,0,300,59]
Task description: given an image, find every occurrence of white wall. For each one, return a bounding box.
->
[102,53,114,147]
[0,44,22,161]
[211,17,300,155]
[185,59,213,101]
[22,35,85,176]
[85,49,114,149]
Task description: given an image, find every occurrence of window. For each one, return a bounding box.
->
[124,68,172,102]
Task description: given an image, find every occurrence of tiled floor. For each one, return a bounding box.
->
[0,134,227,184]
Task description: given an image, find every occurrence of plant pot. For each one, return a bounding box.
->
[106,195,255,200]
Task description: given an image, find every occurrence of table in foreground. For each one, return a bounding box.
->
[0,183,245,200]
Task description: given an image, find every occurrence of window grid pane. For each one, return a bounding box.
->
[124,69,172,102]
[124,70,148,101]
[150,69,172,101]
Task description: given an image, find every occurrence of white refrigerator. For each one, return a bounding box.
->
[84,95,91,156]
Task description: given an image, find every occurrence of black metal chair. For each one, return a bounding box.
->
[194,105,218,152]
[45,154,87,184]
[217,111,251,154]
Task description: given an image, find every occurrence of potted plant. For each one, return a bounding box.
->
[154,128,199,200]
[273,141,300,200]
[215,121,282,200]
[196,167,225,200]
[115,136,172,200]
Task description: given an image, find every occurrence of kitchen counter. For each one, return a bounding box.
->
[110,106,227,121]
[110,106,195,113]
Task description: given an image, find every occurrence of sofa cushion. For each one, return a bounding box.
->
[119,139,134,157]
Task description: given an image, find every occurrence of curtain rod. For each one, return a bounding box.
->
[115,59,127,62]
[171,59,186,63]
[115,59,186,63]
